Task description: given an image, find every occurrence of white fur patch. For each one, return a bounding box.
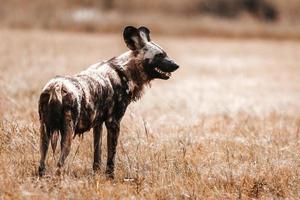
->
[42,78,60,92]
[139,31,148,42]
[115,51,132,66]
[62,79,79,95]
[143,42,164,61]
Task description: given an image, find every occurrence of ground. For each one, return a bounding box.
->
[0,29,300,199]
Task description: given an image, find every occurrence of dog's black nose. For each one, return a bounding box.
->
[169,60,179,71]
[173,63,179,70]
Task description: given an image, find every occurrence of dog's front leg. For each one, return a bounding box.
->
[105,119,120,179]
[93,123,103,171]
[56,110,74,174]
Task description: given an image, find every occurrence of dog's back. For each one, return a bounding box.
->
[38,61,124,136]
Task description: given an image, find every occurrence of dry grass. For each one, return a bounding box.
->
[0,29,300,199]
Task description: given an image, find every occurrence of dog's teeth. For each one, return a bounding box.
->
[154,67,171,77]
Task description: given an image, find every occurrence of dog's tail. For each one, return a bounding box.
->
[51,131,59,155]
[39,83,63,155]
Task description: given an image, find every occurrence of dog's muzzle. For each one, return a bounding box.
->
[153,57,179,79]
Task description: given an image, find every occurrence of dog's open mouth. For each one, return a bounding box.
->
[154,67,171,79]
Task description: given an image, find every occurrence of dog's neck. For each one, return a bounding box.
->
[114,51,150,101]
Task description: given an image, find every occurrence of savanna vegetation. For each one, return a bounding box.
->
[0,29,300,199]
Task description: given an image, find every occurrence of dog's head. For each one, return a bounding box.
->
[123,26,179,80]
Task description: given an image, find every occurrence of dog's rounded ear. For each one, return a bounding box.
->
[138,26,151,42]
[123,26,145,50]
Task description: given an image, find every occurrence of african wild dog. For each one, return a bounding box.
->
[38,26,179,178]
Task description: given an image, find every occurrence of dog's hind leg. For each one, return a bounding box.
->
[105,120,120,179]
[56,110,74,174]
[93,123,103,171]
[38,120,50,177]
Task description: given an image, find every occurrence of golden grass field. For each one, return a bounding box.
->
[0,29,300,199]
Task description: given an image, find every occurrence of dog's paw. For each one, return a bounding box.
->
[93,163,101,172]
[38,166,46,177]
[105,171,115,180]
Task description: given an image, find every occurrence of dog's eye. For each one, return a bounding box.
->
[157,53,166,58]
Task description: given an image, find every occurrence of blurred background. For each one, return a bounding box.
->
[1,0,300,38]
[1,1,300,199]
